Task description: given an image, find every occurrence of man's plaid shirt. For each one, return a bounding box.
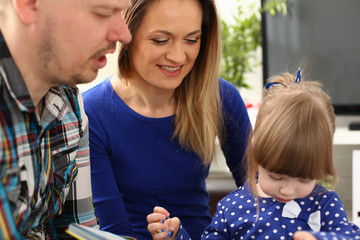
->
[0,32,98,239]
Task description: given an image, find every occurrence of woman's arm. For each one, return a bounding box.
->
[85,93,138,239]
[219,78,252,187]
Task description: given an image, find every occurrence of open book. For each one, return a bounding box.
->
[66,223,134,240]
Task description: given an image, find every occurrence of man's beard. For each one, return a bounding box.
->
[37,19,117,86]
[39,41,117,86]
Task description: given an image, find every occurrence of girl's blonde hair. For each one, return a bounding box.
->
[247,71,337,203]
[118,0,223,166]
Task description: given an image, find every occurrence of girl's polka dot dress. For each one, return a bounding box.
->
[198,181,360,240]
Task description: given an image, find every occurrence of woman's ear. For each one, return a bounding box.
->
[13,0,38,24]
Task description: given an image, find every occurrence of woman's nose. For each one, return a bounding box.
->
[165,42,186,63]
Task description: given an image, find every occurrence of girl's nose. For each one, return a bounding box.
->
[279,183,295,197]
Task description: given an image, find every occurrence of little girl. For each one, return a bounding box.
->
[199,70,360,240]
[146,70,360,240]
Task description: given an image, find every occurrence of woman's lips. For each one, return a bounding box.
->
[158,65,182,77]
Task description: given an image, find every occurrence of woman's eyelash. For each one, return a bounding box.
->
[152,39,168,44]
[186,38,199,43]
[152,37,200,45]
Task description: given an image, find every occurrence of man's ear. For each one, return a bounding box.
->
[13,0,38,24]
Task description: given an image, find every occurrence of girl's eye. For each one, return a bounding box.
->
[299,178,312,183]
[152,38,168,45]
[269,174,283,181]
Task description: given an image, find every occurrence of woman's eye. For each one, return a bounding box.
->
[152,39,168,45]
[185,37,200,44]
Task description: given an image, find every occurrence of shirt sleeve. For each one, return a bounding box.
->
[174,223,192,240]
[0,181,22,240]
[311,191,360,240]
[44,90,98,239]
[219,78,252,187]
[200,199,231,239]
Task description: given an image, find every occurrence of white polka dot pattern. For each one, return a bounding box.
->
[194,182,360,240]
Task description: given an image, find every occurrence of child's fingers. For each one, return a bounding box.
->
[147,206,174,239]
[153,206,170,217]
[147,212,167,224]
[293,231,317,240]
[147,221,166,234]
[167,217,180,232]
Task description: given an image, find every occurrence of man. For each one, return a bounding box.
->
[0,0,131,238]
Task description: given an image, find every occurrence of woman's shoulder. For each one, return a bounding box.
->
[81,77,114,118]
[82,77,113,106]
[82,77,112,101]
[218,77,245,104]
[219,77,239,94]
[218,77,249,122]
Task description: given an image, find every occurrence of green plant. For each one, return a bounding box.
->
[220,0,287,88]
[318,176,336,190]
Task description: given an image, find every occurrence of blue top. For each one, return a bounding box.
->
[176,181,360,240]
[82,77,251,240]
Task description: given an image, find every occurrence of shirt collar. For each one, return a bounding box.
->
[0,31,35,112]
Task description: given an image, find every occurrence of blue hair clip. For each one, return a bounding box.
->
[265,82,282,89]
[295,68,301,83]
[265,68,301,89]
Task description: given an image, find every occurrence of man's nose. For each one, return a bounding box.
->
[107,13,132,44]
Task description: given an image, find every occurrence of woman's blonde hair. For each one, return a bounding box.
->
[118,0,223,166]
[247,71,337,203]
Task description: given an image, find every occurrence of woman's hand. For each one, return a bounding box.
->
[293,231,318,240]
[147,206,180,240]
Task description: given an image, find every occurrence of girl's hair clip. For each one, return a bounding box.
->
[265,68,301,90]
[295,68,301,83]
[265,82,282,89]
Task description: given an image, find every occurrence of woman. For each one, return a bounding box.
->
[82,0,251,239]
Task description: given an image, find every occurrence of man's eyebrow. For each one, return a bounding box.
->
[91,2,129,11]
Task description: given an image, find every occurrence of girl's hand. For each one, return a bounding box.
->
[147,206,180,240]
[293,231,318,240]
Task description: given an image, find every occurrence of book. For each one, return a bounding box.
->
[66,223,134,240]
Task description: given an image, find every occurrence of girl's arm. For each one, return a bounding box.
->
[296,191,360,240]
